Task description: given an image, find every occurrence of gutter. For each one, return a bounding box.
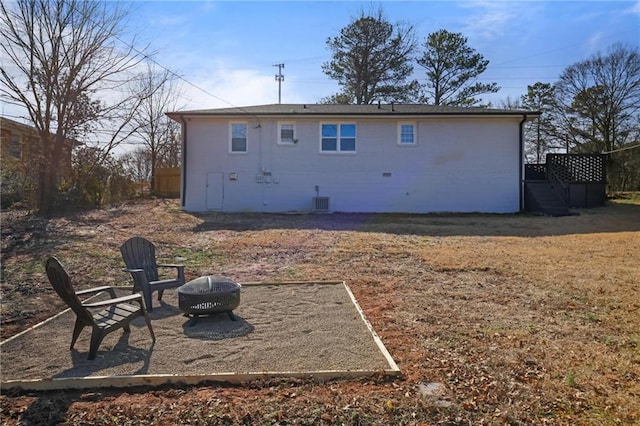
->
[179,115,187,208]
[168,111,536,120]
[519,114,528,212]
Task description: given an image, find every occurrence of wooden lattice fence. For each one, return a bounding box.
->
[524,154,607,208]
[524,163,547,181]
[546,154,606,183]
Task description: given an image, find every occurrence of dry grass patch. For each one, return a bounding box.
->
[1,198,639,424]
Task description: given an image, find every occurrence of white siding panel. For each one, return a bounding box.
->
[184,116,522,213]
[223,178,264,211]
[184,118,263,211]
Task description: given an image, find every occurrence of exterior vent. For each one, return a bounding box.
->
[313,196,330,211]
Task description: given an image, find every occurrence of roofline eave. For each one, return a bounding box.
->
[166,110,541,121]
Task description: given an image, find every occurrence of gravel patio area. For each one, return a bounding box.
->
[1,282,398,390]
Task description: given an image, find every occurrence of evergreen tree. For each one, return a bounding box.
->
[322,9,418,104]
[417,29,499,106]
[520,82,562,163]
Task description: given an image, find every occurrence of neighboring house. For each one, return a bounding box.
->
[1,116,74,207]
[1,116,74,172]
[166,104,540,214]
[1,116,39,163]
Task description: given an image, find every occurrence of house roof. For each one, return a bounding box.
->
[1,116,41,135]
[166,103,540,120]
[1,116,81,146]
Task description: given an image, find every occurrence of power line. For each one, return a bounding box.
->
[79,9,261,117]
[270,55,326,65]
[602,143,640,154]
[99,32,267,124]
[490,64,570,70]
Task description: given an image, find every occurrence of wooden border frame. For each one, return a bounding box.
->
[1,281,400,391]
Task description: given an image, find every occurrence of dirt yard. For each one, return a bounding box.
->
[1,198,639,425]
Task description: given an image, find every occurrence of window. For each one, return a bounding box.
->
[321,123,356,153]
[398,122,416,145]
[230,122,247,153]
[278,122,296,144]
[9,134,22,159]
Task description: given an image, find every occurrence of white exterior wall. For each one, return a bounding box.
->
[182,116,522,213]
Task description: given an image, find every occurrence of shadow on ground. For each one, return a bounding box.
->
[191,203,640,238]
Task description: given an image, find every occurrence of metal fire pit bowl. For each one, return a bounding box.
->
[178,276,241,326]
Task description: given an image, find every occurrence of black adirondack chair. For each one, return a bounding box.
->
[45,257,155,360]
[120,236,185,312]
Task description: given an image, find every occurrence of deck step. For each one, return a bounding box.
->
[524,182,573,217]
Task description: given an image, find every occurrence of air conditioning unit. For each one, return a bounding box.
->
[313,196,330,212]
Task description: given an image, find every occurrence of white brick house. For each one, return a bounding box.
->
[166,104,539,213]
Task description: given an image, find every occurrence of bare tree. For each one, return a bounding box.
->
[70,145,134,208]
[129,64,183,193]
[555,44,640,154]
[0,0,148,215]
[555,44,640,190]
[162,120,182,168]
[496,96,522,110]
[121,147,152,196]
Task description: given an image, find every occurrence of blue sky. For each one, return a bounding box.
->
[128,0,640,110]
[0,0,638,122]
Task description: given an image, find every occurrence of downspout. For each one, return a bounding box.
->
[519,114,528,212]
[179,115,187,208]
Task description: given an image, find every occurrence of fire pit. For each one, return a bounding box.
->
[178,276,241,326]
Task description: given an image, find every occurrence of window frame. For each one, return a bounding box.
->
[397,122,417,146]
[9,134,22,159]
[229,121,248,154]
[277,121,296,145]
[320,122,357,154]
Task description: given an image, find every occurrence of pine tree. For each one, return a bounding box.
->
[417,29,499,106]
[322,9,418,104]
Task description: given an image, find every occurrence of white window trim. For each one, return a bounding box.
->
[277,121,297,145]
[229,121,248,154]
[397,121,417,146]
[319,122,357,154]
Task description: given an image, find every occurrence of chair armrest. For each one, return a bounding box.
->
[82,293,144,308]
[117,285,135,291]
[122,268,149,292]
[157,264,185,284]
[76,286,113,295]
[123,268,148,281]
[76,286,117,298]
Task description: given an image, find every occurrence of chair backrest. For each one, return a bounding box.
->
[45,257,94,326]
[120,236,159,282]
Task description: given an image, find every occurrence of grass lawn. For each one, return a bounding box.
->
[1,197,639,425]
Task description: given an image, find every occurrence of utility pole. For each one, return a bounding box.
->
[274,63,284,104]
